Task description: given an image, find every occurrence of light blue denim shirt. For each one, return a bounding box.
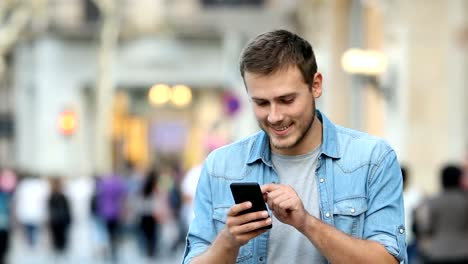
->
[182,110,407,264]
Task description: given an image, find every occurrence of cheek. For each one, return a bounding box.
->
[295,100,314,116]
[253,107,268,120]
[286,105,305,119]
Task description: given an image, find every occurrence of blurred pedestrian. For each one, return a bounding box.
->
[121,161,144,241]
[47,177,72,254]
[136,168,160,259]
[462,148,468,191]
[414,164,468,264]
[181,164,201,230]
[13,172,49,248]
[0,168,17,264]
[401,166,423,263]
[96,172,127,262]
[167,161,186,252]
[0,190,9,264]
[89,174,108,259]
[181,134,227,230]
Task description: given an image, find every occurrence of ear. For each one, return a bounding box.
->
[311,72,323,98]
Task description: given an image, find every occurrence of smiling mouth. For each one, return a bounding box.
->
[270,124,292,135]
[274,126,289,131]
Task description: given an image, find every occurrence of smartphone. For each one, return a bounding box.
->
[230,182,272,229]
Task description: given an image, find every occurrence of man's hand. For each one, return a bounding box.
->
[261,183,308,230]
[222,201,272,248]
[190,202,271,264]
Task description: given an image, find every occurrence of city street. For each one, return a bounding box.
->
[7,220,184,264]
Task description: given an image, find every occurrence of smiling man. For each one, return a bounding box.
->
[182,29,407,264]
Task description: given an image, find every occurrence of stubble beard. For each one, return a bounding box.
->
[261,107,316,151]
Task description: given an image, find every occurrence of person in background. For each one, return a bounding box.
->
[47,177,72,255]
[136,168,160,259]
[462,148,468,191]
[181,164,202,231]
[414,164,468,264]
[13,172,49,249]
[183,29,406,264]
[401,166,423,263]
[0,168,17,264]
[168,161,186,252]
[96,172,127,262]
[89,174,109,259]
[181,133,228,231]
[121,160,144,241]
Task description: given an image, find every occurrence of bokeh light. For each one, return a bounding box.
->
[148,84,172,105]
[170,85,192,107]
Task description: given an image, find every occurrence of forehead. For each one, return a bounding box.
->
[244,66,307,99]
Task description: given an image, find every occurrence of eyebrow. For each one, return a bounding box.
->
[251,92,297,101]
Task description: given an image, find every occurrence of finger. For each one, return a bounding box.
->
[268,191,290,207]
[261,183,279,194]
[269,194,296,214]
[232,217,273,234]
[226,210,269,229]
[278,197,298,211]
[265,185,292,200]
[266,189,282,200]
[233,224,270,244]
[228,202,252,216]
[233,210,269,224]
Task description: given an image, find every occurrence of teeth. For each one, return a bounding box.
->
[276,126,288,131]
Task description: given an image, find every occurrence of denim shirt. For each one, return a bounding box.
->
[182,110,407,264]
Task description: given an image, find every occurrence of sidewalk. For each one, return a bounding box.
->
[6,220,184,264]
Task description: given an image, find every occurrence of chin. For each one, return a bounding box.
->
[271,139,296,150]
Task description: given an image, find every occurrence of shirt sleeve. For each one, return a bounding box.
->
[364,148,408,263]
[182,162,217,264]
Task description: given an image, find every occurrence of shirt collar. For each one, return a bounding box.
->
[247,109,341,166]
[317,110,341,159]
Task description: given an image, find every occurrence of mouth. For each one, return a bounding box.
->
[275,126,289,131]
[270,124,292,136]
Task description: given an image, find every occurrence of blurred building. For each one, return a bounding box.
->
[296,0,467,193]
[6,0,296,176]
[1,0,467,193]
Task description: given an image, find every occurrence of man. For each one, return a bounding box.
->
[414,164,468,264]
[182,29,406,264]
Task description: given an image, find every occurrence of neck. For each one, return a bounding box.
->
[309,115,323,151]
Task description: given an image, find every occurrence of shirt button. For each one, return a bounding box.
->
[399,228,405,234]
[325,212,330,218]
[350,208,355,213]
[259,256,264,262]
[319,178,325,183]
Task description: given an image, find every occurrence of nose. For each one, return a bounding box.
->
[267,104,283,124]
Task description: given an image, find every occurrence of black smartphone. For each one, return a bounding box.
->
[230,182,272,229]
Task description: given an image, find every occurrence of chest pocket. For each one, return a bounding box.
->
[333,197,368,238]
[213,207,254,263]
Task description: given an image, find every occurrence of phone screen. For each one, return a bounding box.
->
[230,182,272,229]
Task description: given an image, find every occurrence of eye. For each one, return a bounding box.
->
[254,100,269,106]
[280,97,294,104]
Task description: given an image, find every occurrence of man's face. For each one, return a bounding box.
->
[245,66,322,155]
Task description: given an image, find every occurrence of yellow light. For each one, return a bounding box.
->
[148,84,171,105]
[341,48,387,75]
[57,110,77,136]
[170,85,192,107]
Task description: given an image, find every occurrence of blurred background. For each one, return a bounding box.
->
[0,0,467,263]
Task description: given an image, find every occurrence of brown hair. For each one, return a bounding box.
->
[239,29,318,87]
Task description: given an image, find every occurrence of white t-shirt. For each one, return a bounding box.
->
[181,165,202,227]
[14,177,49,224]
